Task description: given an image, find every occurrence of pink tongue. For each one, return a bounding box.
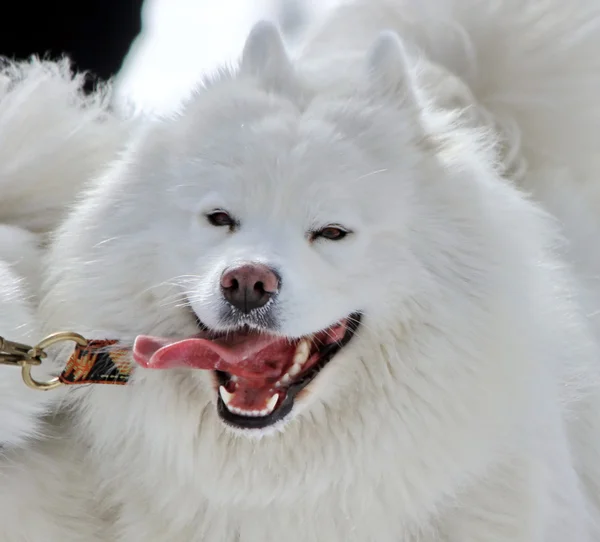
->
[133,335,295,381]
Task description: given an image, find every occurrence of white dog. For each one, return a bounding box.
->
[3,0,600,540]
[0,60,128,448]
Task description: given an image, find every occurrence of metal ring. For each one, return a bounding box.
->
[21,332,88,391]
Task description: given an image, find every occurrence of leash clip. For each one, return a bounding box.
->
[0,337,43,367]
[0,332,87,391]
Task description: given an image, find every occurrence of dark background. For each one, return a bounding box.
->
[1,1,145,91]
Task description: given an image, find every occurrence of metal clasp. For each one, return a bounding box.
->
[0,332,87,391]
[0,337,43,367]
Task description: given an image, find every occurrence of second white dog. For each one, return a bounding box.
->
[0,60,128,448]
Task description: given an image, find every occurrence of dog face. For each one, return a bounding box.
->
[120,27,442,434]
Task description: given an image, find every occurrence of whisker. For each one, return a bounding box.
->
[355,168,388,181]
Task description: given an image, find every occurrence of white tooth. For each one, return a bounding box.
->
[293,339,311,365]
[219,386,234,407]
[231,375,239,383]
[281,374,291,384]
[289,363,302,376]
[265,394,279,414]
[220,394,279,417]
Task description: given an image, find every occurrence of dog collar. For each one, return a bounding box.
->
[59,339,132,385]
[0,333,132,391]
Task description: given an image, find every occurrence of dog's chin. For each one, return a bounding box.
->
[212,313,362,433]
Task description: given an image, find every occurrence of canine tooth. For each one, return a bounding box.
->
[293,339,311,365]
[265,394,279,414]
[289,363,302,376]
[219,386,234,407]
[281,374,291,385]
[231,375,239,383]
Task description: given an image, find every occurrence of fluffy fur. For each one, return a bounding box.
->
[0,60,129,448]
[3,0,600,540]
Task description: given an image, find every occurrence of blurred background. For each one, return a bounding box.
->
[1,0,340,114]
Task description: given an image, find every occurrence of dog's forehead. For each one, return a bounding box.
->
[172,137,391,225]
[155,87,417,224]
[176,105,388,189]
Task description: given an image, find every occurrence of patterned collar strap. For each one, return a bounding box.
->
[59,340,133,385]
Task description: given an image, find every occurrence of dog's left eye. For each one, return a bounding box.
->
[206,210,236,229]
[311,225,351,241]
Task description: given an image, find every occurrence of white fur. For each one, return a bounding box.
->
[0,225,47,448]
[4,0,600,540]
[0,60,130,449]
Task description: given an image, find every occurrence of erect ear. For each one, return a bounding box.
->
[366,31,420,109]
[239,20,295,93]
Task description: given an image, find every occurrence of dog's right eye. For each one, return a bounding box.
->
[206,210,235,229]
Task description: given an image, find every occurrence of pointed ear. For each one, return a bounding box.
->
[239,21,294,92]
[366,31,419,109]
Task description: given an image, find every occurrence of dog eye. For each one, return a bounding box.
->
[206,210,235,229]
[311,225,351,241]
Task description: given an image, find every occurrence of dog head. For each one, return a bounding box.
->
[43,24,551,445]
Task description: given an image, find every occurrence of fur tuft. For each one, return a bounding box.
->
[0,58,131,234]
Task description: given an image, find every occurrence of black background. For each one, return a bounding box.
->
[1,1,145,91]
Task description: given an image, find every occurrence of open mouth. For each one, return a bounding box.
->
[132,313,361,430]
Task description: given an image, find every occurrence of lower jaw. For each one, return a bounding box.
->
[216,389,295,429]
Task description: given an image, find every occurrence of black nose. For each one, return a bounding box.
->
[220,263,280,313]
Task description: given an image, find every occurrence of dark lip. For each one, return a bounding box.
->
[214,312,362,430]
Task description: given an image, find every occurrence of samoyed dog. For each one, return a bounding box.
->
[3,0,600,540]
[0,60,128,448]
